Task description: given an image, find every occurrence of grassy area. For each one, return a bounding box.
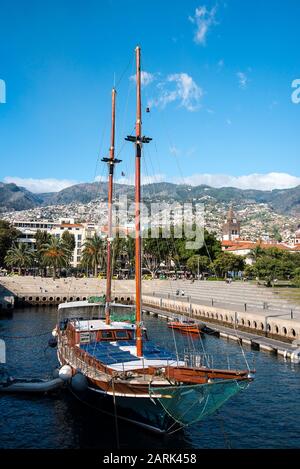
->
[246,279,300,306]
[271,282,300,306]
[273,287,300,306]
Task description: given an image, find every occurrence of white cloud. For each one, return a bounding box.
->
[173,172,300,190]
[189,5,217,45]
[237,71,248,89]
[3,176,79,193]
[116,173,166,186]
[94,175,107,183]
[130,70,155,87]
[149,73,203,111]
[5,172,300,193]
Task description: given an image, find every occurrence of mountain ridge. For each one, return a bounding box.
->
[1,181,300,216]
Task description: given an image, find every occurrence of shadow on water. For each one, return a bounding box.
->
[1,306,300,448]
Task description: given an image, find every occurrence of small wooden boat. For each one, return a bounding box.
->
[168,318,202,334]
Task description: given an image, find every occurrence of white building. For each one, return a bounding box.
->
[12,218,102,267]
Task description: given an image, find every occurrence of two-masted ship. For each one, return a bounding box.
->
[54,46,254,434]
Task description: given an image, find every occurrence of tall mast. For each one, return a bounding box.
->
[134,46,143,356]
[102,88,121,325]
[126,46,151,357]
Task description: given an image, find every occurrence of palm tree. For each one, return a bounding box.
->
[81,234,105,277]
[5,243,34,275]
[39,236,71,279]
[35,229,52,276]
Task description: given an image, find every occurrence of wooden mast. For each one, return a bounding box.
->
[125,46,151,357]
[135,46,143,356]
[102,88,120,325]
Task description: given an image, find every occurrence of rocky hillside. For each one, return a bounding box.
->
[1,181,300,216]
[0,183,44,212]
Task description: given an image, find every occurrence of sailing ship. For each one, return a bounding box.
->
[54,46,254,434]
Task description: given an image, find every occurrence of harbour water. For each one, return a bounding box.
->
[1,306,300,449]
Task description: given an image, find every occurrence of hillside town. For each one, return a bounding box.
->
[1,202,300,269]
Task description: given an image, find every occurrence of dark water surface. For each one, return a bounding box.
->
[1,306,300,449]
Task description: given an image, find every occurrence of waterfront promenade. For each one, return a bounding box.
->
[1,276,300,341]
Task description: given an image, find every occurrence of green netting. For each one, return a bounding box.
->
[88,295,106,304]
[149,379,249,426]
[110,313,136,323]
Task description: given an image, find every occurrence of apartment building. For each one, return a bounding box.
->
[12,218,102,267]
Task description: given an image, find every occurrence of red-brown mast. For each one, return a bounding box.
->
[102,88,120,325]
[135,46,142,356]
[125,46,151,357]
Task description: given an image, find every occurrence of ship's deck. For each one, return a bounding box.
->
[80,339,180,370]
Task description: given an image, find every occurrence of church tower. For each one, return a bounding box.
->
[222,206,240,241]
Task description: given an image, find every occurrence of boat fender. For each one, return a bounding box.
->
[71,372,88,392]
[291,347,300,364]
[58,365,73,381]
[52,328,58,337]
[48,337,58,348]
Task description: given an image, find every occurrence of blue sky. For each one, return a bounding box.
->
[1,0,300,192]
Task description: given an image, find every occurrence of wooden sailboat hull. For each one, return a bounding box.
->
[68,379,179,434]
[57,350,179,433]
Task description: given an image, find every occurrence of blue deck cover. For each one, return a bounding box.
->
[80,340,177,365]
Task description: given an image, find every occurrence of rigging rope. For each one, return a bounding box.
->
[142,141,211,365]
[148,110,251,371]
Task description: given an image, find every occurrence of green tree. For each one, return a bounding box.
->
[81,234,104,277]
[252,256,296,285]
[35,230,52,275]
[212,252,245,278]
[0,220,20,267]
[5,243,34,274]
[61,230,76,253]
[40,236,71,279]
[174,229,221,265]
[248,246,267,263]
[111,232,128,274]
[124,236,135,275]
[143,228,174,277]
[186,255,210,275]
[293,267,300,287]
